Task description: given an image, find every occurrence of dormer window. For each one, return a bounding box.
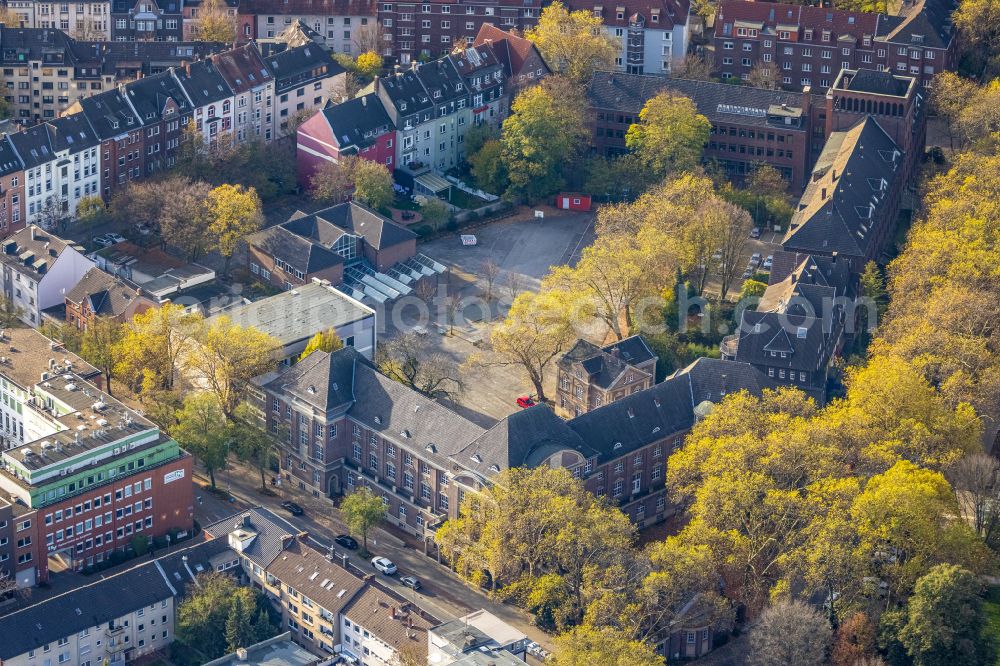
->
[400,102,407,111]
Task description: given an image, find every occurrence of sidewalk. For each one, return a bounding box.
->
[194,461,555,652]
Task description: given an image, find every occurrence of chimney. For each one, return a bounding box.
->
[821,187,827,200]
[791,273,797,284]
[391,606,397,619]
[281,534,294,549]
[185,62,191,77]
[801,84,812,115]
[236,647,249,661]
[831,251,838,264]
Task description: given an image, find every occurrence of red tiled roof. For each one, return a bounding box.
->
[714,0,880,40]
[473,24,543,77]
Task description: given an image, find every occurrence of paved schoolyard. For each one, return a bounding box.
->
[377,209,596,426]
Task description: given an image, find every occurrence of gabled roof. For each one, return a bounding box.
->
[0,538,233,660]
[378,69,434,116]
[264,42,344,90]
[64,267,150,317]
[672,357,785,405]
[0,226,80,279]
[7,124,55,170]
[558,335,657,389]
[45,112,100,154]
[566,0,690,29]
[211,43,272,95]
[715,1,880,41]
[0,136,24,177]
[245,224,345,275]
[321,94,393,151]
[76,88,143,140]
[473,24,550,80]
[174,59,233,106]
[342,586,435,662]
[311,202,417,251]
[265,541,365,615]
[204,507,303,569]
[414,56,465,104]
[876,0,955,50]
[733,310,827,372]
[125,69,193,122]
[783,117,901,259]
[458,405,591,475]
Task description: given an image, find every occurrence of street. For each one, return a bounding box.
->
[193,461,555,656]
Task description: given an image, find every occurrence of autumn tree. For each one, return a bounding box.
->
[526,1,620,84]
[309,160,354,204]
[115,303,202,392]
[207,184,263,274]
[298,328,344,361]
[195,0,236,43]
[477,288,582,402]
[173,392,230,490]
[897,564,996,666]
[625,90,710,179]
[80,317,124,396]
[954,0,1000,73]
[832,613,878,666]
[549,626,663,666]
[350,158,394,210]
[748,600,831,666]
[746,63,779,90]
[437,467,635,629]
[419,198,450,230]
[930,72,979,150]
[947,453,1000,548]
[672,54,713,81]
[74,195,106,232]
[501,78,588,201]
[377,332,462,399]
[354,51,383,78]
[158,177,214,260]
[186,315,280,419]
[341,487,386,554]
[177,572,277,660]
[468,139,508,194]
[230,404,280,491]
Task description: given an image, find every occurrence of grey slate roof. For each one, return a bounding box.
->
[876,0,955,50]
[672,357,785,406]
[587,70,822,129]
[125,69,193,122]
[174,59,232,107]
[264,42,344,93]
[246,224,345,275]
[842,68,911,96]
[558,335,656,389]
[8,124,55,170]
[0,226,79,280]
[322,93,393,151]
[46,113,100,154]
[260,346,365,411]
[64,267,148,317]
[0,538,233,660]
[0,136,24,177]
[309,202,417,251]
[204,507,303,569]
[76,89,143,140]
[783,117,901,259]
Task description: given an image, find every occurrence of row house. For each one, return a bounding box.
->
[0,226,94,326]
[566,0,690,75]
[377,0,541,65]
[0,137,26,237]
[472,23,550,105]
[0,24,226,123]
[586,70,826,192]
[712,0,955,91]
[5,0,111,40]
[261,41,345,137]
[210,42,276,142]
[0,327,194,584]
[296,92,397,185]
[256,344,785,538]
[0,538,234,664]
[175,58,237,144]
[237,0,378,54]
[67,85,147,200]
[110,0,185,42]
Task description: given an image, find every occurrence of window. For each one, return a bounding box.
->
[613,479,624,496]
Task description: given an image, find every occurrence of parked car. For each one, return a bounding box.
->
[527,642,550,659]
[371,556,397,575]
[400,575,422,590]
[750,227,761,239]
[280,501,304,516]
[750,253,762,265]
[742,268,753,280]
[94,233,126,248]
[335,534,359,550]
[763,255,773,270]
[516,396,536,409]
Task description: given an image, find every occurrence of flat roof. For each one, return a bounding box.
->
[203,634,318,666]
[0,328,100,390]
[208,281,374,348]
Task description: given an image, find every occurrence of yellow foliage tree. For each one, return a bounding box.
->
[196,0,236,43]
[526,1,620,84]
[298,328,344,361]
[625,91,711,178]
[354,51,383,79]
[206,183,263,273]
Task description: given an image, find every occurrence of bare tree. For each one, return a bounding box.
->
[330,71,362,102]
[714,200,754,298]
[746,63,779,90]
[377,332,462,399]
[948,453,1000,548]
[504,272,524,302]
[415,279,436,304]
[748,600,831,666]
[672,54,713,81]
[481,259,500,302]
[0,571,16,598]
[446,292,463,335]
[352,23,386,55]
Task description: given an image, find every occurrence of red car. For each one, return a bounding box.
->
[516,396,536,409]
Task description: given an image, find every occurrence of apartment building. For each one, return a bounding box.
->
[261,41,346,137]
[174,58,237,144]
[0,225,94,326]
[556,335,657,417]
[0,538,236,665]
[0,327,195,584]
[340,586,434,665]
[5,0,111,39]
[712,0,956,91]
[566,0,690,75]
[121,68,192,173]
[211,42,276,142]
[378,0,541,64]
[0,136,26,237]
[65,87,146,200]
[110,0,185,41]
[238,0,378,53]
[472,23,550,103]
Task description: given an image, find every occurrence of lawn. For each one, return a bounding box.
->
[983,586,1000,664]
